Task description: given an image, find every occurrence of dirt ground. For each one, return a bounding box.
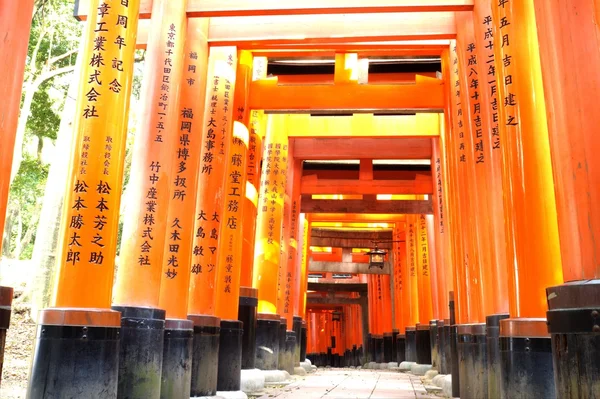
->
[1,299,35,399]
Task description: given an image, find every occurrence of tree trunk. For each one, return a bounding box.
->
[27,56,81,317]
[10,65,75,183]
[12,210,23,259]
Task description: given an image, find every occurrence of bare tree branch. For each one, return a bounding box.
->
[47,48,77,67]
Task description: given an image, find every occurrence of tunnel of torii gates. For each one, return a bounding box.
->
[0,0,599,398]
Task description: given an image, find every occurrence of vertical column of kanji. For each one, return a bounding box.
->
[298,213,310,363]
[253,114,289,370]
[491,1,563,398]
[184,46,237,398]
[448,43,479,326]
[27,0,141,397]
[442,46,463,397]
[213,50,249,393]
[0,0,35,381]
[415,214,433,366]
[109,1,186,397]
[404,214,419,363]
[456,12,496,326]
[238,56,267,372]
[472,2,511,396]
[533,1,600,395]
[431,138,451,324]
[287,159,303,367]
[155,18,208,399]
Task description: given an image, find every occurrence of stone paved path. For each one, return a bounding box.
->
[255,368,442,399]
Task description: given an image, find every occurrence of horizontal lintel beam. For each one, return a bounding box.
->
[301,176,433,195]
[301,198,433,214]
[309,261,391,275]
[75,1,472,20]
[249,81,444,111]
[306,296,363,306]
[307,282,368,292]
[292,137,433,160]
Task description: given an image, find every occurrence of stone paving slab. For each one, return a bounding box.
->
[253,368,441,399]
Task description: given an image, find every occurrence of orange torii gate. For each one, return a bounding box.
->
[1,0,599,397]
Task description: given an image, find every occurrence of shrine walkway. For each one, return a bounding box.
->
[255,368,441,399]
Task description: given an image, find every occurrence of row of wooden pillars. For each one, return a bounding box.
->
[1,0,600,398]
[0,0,313,397]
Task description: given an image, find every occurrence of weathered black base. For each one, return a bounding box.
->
[255,313,281,370]
[406,327,417,362]
[396,335,406,363]
[217,320,243,392]
[279,330,296,373]
[437,320,446,373]
[443,322,452,375]
[374,335,384,363]
[293,316,302,363]
[188,314,220,397]
[451,324,460,398]
[547,280,600,399]
[487,314,509,398]
[383,332,393,363]
[238,294,257,370]
[416,324,432,365]
[0,286,13,383]
[500,335,555,398]
[300,323,307,362]
[160,319,193,399]
[392,330,399,364]
[112,306,165,399]
[27,322,120,398]
[430,320,439,368]
[278,319,287,371]
[458,323,487,399]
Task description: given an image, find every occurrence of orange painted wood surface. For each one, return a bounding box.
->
[0,0,35,257]
[54,0,141,308]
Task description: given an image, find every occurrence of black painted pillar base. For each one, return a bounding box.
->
[112,306,165,399]
[277,318,287,371]
[217,320,243,392]
[486,314,509,398]
[396,335,406,363]
[27,308,120,398]
[292,316,302,364]
[437,320,446,373]
[547,280,600,399]
[405,326,417,362]
[280,330,296,374]
[429,320,438,369]
[383,332,393,363]
[458,323,487,399]
[188,314,221,397]
[416,323,432,365]
[367,333,374,363]
[255,313,281,370]
[352,345,358,367]
[391,330,398,364]
[375,335,384,363]
[300,321,307,362]
[449,296,460,398]
[0,286,13,383]
[160,319,193,399]
[327,347,332,367]
[238,287,258,370]
[500,318,556,399]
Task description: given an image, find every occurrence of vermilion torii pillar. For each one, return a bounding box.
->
[533,0,600,396]
[415,213,433,365]
[238,56,267,372]
[0,0,35,382]
[490,1,564,397]
[185,46,238,397]
[253,114,289,370]
[214,50,251,393]
[111,1,187,397]
[156,18,209,399]
[404,214,420,363]
[27,0,141,396]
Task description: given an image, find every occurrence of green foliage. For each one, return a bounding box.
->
[27,83,61,141]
